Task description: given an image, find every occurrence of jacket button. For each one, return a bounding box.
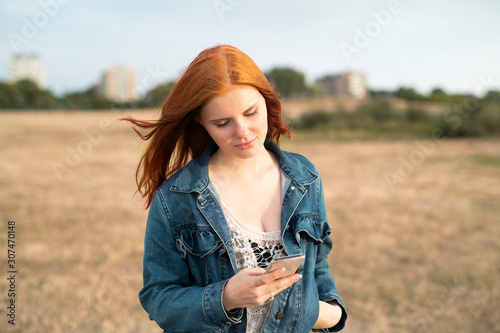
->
[275,312,284,320]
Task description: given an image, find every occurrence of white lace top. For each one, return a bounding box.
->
[222,203,287,333]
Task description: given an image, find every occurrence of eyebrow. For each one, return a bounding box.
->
[209,101,259,123]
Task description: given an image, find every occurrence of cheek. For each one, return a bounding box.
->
[206,128,230,144]
[260,115,269,133]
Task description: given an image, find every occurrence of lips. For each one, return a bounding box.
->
[235,138,257,150]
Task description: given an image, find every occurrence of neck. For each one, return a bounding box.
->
[209,148,277,182]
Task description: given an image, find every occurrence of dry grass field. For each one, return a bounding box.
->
[0,110,499,333]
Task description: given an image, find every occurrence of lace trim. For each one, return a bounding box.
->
[221,204,287,333]
[222,202,281,246]
[246,301,273,333]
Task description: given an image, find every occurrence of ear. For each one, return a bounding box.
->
[194,115,203,126]
[193,109,202,125]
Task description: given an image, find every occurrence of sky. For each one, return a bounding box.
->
[1,0,499,97]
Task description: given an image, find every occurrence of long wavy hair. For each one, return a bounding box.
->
[123,45,292,208]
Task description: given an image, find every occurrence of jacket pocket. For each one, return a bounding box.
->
[291,214,331,245]
[176,225,223,259]
[175,226,225,286]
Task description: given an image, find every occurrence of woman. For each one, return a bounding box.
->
[125,45,347,332]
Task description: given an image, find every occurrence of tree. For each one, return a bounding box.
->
[484,90,500,104]
[394,87,424,101]
[429,87,449,102]
[15,79,40,106]
[61,87,112,110]
[0,79,58,109]
[0,82,23,108]
[265,67,307,98]
[142,81,176,107]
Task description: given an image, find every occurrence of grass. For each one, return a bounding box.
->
[472,155,500,167]
[0,110,499,332]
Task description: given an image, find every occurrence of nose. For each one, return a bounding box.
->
[235,121,249,138]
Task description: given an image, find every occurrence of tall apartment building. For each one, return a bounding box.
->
[316,72,368,99]
[100,66,137,102]
[9,54,45,88]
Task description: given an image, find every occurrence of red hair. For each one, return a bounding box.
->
[123,45,292,208]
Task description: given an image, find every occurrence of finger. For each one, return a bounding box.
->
[269,273,302,294]
[260,267,286,284]
[250,267,286,288]
[257,274,302,304]
[241,267,267,276]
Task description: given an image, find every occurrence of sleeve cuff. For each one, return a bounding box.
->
[312,297,348,332]
[203,279,243,325]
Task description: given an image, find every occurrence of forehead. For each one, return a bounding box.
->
[201,85,265,117]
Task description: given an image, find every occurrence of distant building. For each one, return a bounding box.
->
[316,72,368,99]
[9,54,45,88]
[99,66,137,102]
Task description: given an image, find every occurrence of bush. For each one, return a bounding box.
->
[291,110,335,130]
[291,99,500,138]
[292,101,400,132]
[406,108,429,122]
[432,101,500,138]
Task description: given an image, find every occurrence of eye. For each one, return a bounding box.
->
[245,109,258,117]
[215,120,230,128]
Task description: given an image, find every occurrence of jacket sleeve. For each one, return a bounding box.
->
[313,176,348,332]
[138,191,243,332]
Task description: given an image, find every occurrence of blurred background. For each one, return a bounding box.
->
[1,1,499,332]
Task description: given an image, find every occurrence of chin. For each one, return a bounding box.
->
[233,146,261,158]
[236,150,258,159]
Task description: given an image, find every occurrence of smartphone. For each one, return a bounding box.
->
[265,254,305,277]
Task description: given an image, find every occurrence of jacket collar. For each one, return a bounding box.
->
[169,138,318,193]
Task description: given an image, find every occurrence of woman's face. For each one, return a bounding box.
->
[199,85,268,162]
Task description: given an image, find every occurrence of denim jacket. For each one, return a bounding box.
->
[139,139,347,333]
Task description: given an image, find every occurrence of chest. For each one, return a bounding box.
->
[212,170,283,233]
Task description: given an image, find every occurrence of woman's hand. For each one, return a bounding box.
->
[222,267,302,311]
[312,301,343,329]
